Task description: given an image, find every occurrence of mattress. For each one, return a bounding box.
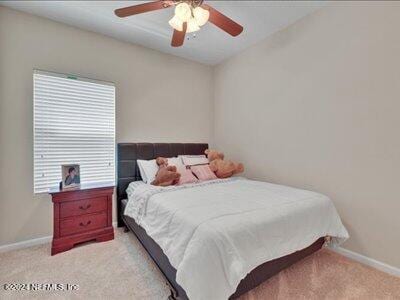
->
[124,178,348,300]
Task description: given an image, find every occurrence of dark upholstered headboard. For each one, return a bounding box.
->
[117,143,208,226]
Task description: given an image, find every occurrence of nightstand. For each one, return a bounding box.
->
[49,182,114,255]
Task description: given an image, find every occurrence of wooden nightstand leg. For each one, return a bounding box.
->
[95,229,114,243]
[51,243,74,256]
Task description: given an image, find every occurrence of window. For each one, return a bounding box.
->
[33,70,115,193]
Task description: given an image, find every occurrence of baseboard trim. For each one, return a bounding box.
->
[0,222,120,253]
[0,235,52,253]
[329,245,400,277]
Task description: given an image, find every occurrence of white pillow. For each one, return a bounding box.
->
[167,157,183,166]
[137,159,158,184]
[180,155,209,166]
[167,157,185,168]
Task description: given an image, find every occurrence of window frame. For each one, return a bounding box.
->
[33,70,116,194]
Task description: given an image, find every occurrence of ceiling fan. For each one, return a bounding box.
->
[114,0,243,47]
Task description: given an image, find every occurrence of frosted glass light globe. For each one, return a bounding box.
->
[186,16,200,33]
[174,2,191,22]
[193,6,209,26]
[169,15,183,31]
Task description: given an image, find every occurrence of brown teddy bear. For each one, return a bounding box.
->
[205,149,244,179]
[151,157,181,186]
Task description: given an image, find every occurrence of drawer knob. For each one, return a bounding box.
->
[79,204,91,210]
[79,220,92,227]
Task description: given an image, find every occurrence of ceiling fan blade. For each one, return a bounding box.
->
[115,1,170,18]
[201,4,243,37]
[171,22,187,47]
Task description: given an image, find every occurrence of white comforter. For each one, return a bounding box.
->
[124,178,348,300]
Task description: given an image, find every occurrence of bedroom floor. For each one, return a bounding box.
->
[1,229,399,300]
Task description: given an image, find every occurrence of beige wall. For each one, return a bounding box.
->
[0,7,213,246]
[214,3,400,268]
[1,3,399,269]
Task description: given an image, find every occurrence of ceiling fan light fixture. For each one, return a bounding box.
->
[174,2,191,22]
[169,15,183,31]
[114,0,244,48]
[186,16,200,33]
[193,6,210,26]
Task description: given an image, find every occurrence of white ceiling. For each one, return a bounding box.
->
[1,1,325,65]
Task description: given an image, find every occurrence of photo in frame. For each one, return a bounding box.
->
[61,164,81,189]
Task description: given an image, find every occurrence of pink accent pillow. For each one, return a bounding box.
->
[180,155,209,166]
[177,167,199,185]
[190,165,218,181]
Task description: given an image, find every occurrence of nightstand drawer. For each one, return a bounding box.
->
[60,197,107,218]
[60,212,107,236]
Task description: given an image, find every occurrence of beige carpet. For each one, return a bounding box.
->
[1,229,399,300]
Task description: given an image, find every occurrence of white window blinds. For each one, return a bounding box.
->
[33,70,115,193]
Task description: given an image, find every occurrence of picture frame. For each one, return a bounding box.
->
[61,164,81,189]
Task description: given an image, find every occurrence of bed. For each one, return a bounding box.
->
[117,143,348,300]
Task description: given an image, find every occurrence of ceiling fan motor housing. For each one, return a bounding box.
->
[171,0,204,8]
